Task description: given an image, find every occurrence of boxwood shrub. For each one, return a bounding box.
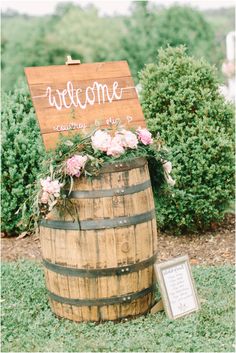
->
[1,85,45,235]
[140,46,234,233]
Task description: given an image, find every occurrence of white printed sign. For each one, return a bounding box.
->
[154,255,200,319]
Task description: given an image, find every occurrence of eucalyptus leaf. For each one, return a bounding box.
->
[64,140,74,147]
[49,164,54,178]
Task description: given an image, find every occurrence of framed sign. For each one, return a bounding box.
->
[154,255,200,320]
[25,60,146,150]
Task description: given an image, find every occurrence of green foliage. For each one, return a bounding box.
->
[2,16,49,90]
[1,4,125,91]
[1,3,234,91]
[50,4,124,63]
[1,261,235,352]
[204,7,235,72]
[121,1,160,81]
[140,46,234,233]
[156,5,221,68]
[122,3,221,81]
[1,85,45,235]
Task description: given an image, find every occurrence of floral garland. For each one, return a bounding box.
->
[22,125,175,231]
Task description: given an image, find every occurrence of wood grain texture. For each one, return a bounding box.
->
[25,61,146,150]
[40,158,157,322]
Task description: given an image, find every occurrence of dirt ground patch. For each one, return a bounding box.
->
[1,215,235,265]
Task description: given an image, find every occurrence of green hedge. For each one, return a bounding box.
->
[140,46,234,233]
[1,85,45,235]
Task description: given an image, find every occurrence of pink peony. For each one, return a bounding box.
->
[120,130,138,149]
[66,155,87,177]
[40,177,62,196]
[40,177,51,193]
[51,181,62,196]
[112,133,126,147]
[107,136,125,157]
[137,128,153,145]
[91,130,112,152]
[40,177,63,204]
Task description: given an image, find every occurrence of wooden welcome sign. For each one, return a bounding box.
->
[25,60,146,150]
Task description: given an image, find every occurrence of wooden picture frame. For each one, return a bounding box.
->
[154,255,200,320]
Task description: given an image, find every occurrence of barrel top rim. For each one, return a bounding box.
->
[99,156,147,174]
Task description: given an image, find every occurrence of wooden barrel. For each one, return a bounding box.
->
[40,157,158,322]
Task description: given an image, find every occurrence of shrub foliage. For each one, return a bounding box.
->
[1,85,45,235]
[140,46,234,233]
[2,3,227,91]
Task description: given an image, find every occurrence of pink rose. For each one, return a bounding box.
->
[91,130,112,152]
[137,128,153,145]
[40,177,52,193]
[66,155,87,177]
[120,130,138,149]
[41,191,49,204]
[107,136,125,157]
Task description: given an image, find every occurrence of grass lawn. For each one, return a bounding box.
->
[1,261,235,352]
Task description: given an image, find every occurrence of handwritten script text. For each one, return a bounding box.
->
[46,81,123,111]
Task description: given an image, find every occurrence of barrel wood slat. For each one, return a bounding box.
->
[40,157,158,322]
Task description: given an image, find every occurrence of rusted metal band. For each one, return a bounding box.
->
[42,253,157,278]
[47,284,156,307]
[40,209,155,230]
[66,179,151,199]
[99,157,147,174]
